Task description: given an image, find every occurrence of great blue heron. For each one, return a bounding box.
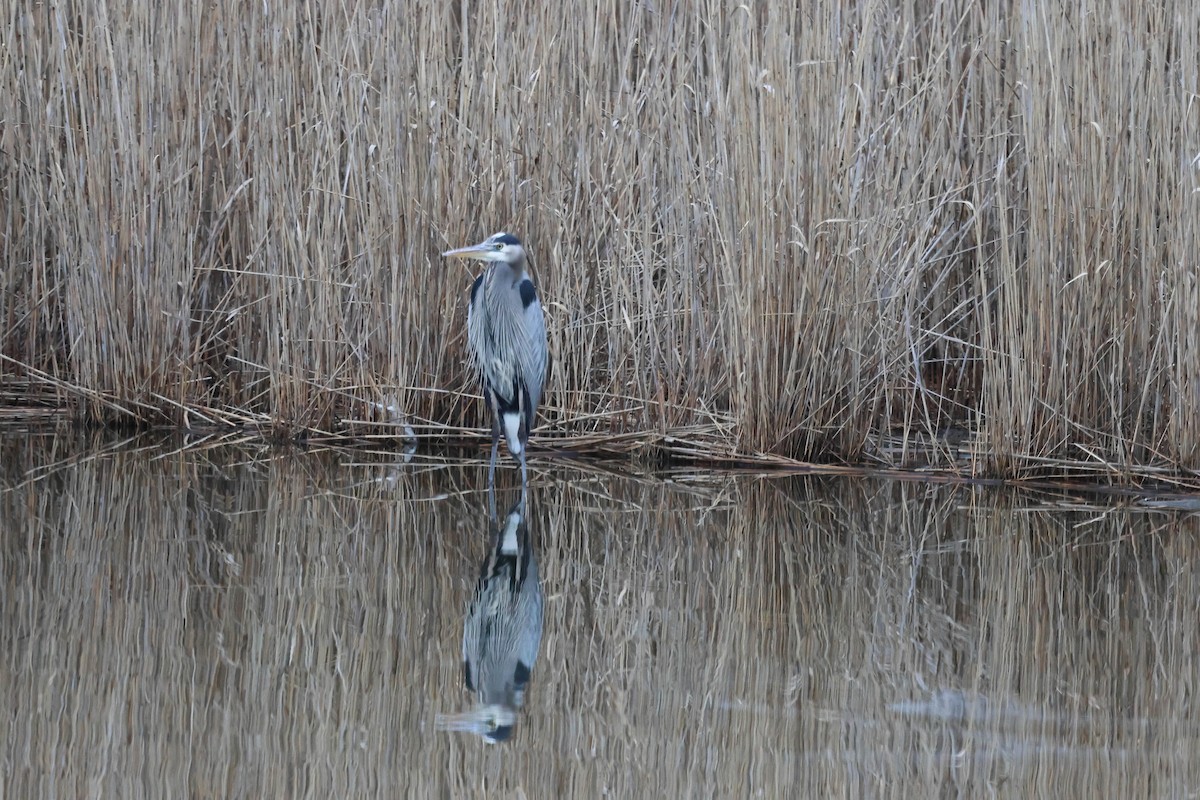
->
[438,497,544,743]
[441,232,548,490]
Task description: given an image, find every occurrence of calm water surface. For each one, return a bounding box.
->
[1,432,1198,797]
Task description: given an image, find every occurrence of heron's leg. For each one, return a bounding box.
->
[519,450,529,498]
[488,415,500,490]
[517,403,530,495]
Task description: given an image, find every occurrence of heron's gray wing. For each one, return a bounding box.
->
[514,556,544,671]
[516,281,548,419]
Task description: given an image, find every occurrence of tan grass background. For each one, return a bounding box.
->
[1,1,1198,474]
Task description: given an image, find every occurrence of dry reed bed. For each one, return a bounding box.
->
[1,1,1198,477]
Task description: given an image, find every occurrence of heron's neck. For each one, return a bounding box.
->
[488,259,527,283]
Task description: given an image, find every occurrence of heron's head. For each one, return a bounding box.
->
[441,232,526,266]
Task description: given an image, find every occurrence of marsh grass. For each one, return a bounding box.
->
[2,1,1198,476]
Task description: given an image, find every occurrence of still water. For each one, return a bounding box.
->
[1,432,1198,797]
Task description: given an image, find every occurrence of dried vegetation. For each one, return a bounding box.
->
[1,1,1198,477]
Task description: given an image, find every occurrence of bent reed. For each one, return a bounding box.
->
[1,1,1198,479]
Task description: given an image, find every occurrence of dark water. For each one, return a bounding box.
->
[1,432,1198,797]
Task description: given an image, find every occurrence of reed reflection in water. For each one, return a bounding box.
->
[0,433,1198,797]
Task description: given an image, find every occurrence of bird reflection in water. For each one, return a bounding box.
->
[437,495,544,743]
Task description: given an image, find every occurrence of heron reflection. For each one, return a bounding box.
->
[438,495,544,743]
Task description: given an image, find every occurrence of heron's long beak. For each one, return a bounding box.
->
[441,242,492,261]
[435,706,517,740]
[434,710,494,735]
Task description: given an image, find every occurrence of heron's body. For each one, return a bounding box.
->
[443,233,548,489]
[460,500,543,742]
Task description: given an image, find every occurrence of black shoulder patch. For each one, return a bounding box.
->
[518,279,538,309]
[469,274,483,307]
[514,660,532,688]
[463,660,475,691]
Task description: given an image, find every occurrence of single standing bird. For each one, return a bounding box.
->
[441,232,548,490]
[437,497,544,743]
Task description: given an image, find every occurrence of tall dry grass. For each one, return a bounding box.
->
[1,1,1198,474]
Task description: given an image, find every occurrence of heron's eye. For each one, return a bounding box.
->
[493,243,504,251]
